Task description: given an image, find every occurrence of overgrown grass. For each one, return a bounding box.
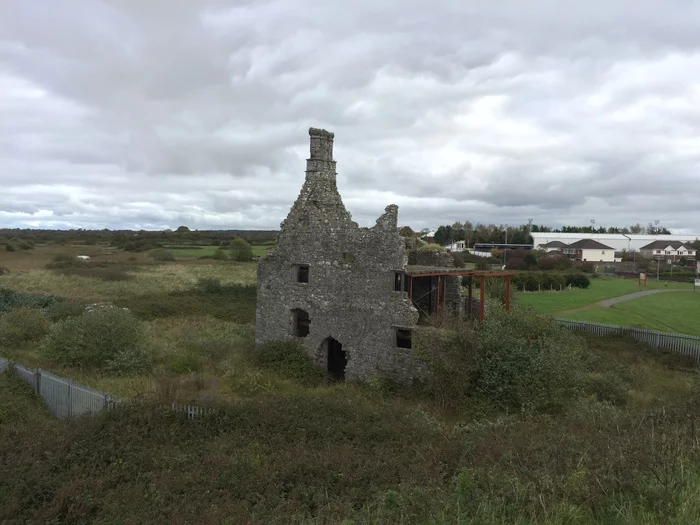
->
[0,263,257,300]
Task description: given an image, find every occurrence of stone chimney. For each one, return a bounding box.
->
[306,127,336,181]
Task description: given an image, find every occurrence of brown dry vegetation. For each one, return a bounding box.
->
[2,244,700,523]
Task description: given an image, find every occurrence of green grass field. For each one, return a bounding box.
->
[517,278,692,314]
[564,292,700,336]
[163,243,275,258]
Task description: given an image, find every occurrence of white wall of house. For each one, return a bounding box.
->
[443,241,466,252]
[579,248,618,262]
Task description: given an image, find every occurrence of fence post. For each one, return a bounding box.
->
[67,382,72,419]
[35,368,42,395]
[655,333,661,349]
[104,393,111,412]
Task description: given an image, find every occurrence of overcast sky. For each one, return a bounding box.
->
[2,0,700,233]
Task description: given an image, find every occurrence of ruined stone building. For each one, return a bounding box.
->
[255,128,513,382]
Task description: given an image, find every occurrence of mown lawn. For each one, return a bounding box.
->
[563,291,700,336]
[517,277,692,314]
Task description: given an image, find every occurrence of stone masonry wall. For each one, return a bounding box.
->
[256,128,425,383]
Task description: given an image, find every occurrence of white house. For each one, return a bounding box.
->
[443,240,466,252]
[639,241,696,262]
[561,239,620,262]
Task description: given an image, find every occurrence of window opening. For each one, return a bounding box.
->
[293,309,310,337]
[294,264,309,283]
[396,328,412,349]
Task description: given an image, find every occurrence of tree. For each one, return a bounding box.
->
[230,238,253,262]
[176,225,190,233]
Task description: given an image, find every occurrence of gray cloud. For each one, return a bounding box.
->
[1,0,700,233]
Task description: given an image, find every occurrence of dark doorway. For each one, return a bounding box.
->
[326,338,347,381]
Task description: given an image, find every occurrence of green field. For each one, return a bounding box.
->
[517,278,692,314]
[564,292,700,336]
[163,243,275,258]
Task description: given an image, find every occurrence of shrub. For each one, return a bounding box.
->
[45,254,79,269]
[196,277,222,294]
[0,266,8,276]
[148,248,175,262]
[585,370,630,406]
[471,305,586,412]
[451,252,465,268]
[0,308,49,347]
[252,340,325,386]
[18,242,33,251]
[167,352,203,374]
[42,300,85,321]
[424,306,587,413]
[566,272,591,289]
[212,249,230,261]
[0,288,66,313]
[230,238,253,262]
[40,308,149,374]
[5,244,15,252]
[416,243,445,253]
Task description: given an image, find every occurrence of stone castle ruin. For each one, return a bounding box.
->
[255,128,513,382]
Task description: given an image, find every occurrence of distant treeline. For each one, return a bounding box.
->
[0,228,278,247]
[425,221,676,247]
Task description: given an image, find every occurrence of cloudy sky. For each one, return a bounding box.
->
[2,0,700,233]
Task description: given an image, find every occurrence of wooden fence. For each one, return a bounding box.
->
[556,319,700,363]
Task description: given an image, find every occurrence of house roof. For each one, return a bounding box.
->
[540,240,567,248]
[565,239,615,250]
[639,240,689,250]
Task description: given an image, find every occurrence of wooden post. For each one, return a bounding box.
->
[441,275,446,312]
[436,275,441,314]
[467,276,473,317]
[505,275,511,312]
[479,276,485,323]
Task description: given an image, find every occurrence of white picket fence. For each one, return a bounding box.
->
[557,319,700,363]
[0,356,212,420]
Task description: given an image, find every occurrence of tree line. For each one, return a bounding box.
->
[424,221,675,247]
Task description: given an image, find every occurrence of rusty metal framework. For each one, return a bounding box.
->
[405,269,516,322]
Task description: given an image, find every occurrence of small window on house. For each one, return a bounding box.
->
[294,264,309,283]
[602,251,605,255]
[396,328,412,349]
[293,309,310,338]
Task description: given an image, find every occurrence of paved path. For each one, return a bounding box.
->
[598,288,693,308]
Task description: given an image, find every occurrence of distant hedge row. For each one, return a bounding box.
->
[511,272,591,291]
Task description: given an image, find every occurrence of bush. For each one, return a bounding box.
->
[585,370,630,406]
[5,244,15,252]
[0,266,8,276]
[566,272,591,289]
[167,352,203,374]
[0,288,66,313]
[424,306,587,413]
[40,308,149,374]
[0,308,50,347]
[18,242,33,251]
[230,238,253,262]
[472,306,586,412]
[451,252,465,268]
[45,254,79,269]
[148,248,175,262]
[196,277,222,294]
[42,300,85,321]
[212,249,230,261]
[252,340,325,386]
[416,243,445,253]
